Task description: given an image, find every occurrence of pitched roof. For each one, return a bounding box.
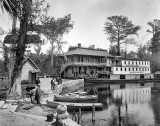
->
[23,57,40,72]
[65,47,114,57]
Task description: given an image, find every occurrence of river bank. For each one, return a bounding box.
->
[0,78,84,126]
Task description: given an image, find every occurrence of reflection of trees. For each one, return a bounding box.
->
[108,97,140,126]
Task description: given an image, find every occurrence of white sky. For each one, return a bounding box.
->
[1,0,160,53]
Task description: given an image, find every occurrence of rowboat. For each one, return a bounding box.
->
[46,100,103,111]
[0,88,9,99]
[0,88,8,95]
[54,94,98,102]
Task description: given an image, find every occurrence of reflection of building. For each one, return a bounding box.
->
[113,87,151,104]
[21,57,40,84]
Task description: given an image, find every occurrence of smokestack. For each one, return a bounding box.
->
[78,43,81,47]
[125,52,127,59]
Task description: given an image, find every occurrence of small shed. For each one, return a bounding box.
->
[154,71,160,79]
[21,57,40,84]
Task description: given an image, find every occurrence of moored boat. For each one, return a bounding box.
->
[54,94,98,102]
[0,88,9,99]
[46,100,103,111]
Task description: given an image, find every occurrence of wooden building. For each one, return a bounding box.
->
[59,43,114,78]
[21,57,40,84]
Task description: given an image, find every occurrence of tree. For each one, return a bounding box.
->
[109,45,117,56]
[147,19,160,54]
[39,14,73,74]
[0,0,48,96]
[104,15,140,56]
[147,19,160,37]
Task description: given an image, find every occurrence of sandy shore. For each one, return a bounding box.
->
[0,78,82,126]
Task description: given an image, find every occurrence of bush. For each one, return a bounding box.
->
[0,80,11,89]
[21,80,30,85]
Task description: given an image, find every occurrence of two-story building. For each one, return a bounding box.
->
[110,56,153,80]
[59,44,114,78]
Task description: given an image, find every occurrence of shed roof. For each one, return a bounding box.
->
[65,47,114,57]
[154,71,160,74]
[24,57,40,73]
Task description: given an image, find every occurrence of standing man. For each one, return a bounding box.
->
[51,77,56,90]
[35,84,41,104]
[36,77,41,86]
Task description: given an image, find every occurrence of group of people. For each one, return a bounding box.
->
[26,78,41,104]
[50,76,62,90]
[26,76,62,104]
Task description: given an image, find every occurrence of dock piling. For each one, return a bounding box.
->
[92,104,95,122]
[78,108,81,124]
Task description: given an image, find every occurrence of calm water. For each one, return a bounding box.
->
[78,82,160,126]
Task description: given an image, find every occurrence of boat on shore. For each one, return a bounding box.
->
[0,88,9,95]
[54,94,98,102]
[46,100,103,111]
[0,88,9,100]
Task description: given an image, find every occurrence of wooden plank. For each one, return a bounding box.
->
[8,105,18,112]
[1,103,11,109]
[0,101,5,108]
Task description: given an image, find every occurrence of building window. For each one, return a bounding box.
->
[136,68,138,71]
[124,61,126,64]
[125,68,126,71]
[129,61,130,64]
[129,68,130,71]
[132,68,134,71]
[139,68,141,71]
[148,68,150,71]
[132,61,134,64]
[116,67,118,71]
[121,68,122,71]
[136,61,137,65]
[139,61,140,65]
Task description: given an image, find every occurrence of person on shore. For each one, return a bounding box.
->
[36,77,41,86]
[56,75,62,85]
[51,77,56,90]
[35,84,41,104]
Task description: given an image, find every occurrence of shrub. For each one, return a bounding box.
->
[21,80,30,85]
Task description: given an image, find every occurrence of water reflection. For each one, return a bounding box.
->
[81,83,156,126]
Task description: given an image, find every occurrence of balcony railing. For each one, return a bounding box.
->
[97,71,113,74]
[62,61,111,67]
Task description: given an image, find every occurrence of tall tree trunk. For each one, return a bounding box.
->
[116,30,121,56]
[9,1,31,96]
[50,44,54,73]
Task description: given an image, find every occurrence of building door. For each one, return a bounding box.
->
[31,73,36,84]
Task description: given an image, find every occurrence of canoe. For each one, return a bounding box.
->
[54,94,98,102]
[46,100,103,111]
[0,88,8,95]
[0,88,9,99]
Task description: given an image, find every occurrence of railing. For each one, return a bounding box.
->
[97,71,113,74]
[62,61,111,67]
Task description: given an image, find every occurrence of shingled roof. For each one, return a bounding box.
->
[65,47,114,57]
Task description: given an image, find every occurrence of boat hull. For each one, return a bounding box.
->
[46,100,103,111]
[54,94,98,102]
[84,77,155,85]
